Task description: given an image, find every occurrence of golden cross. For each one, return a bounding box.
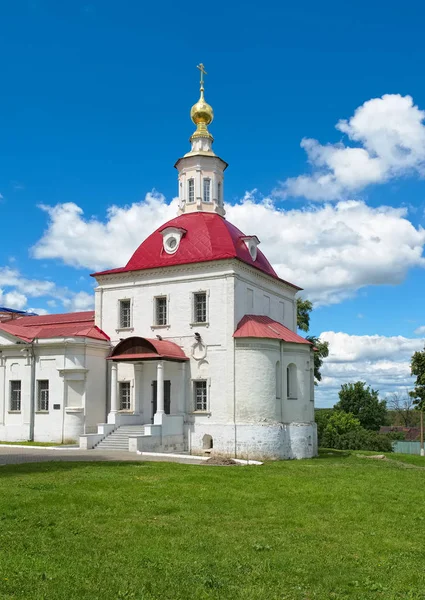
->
[197,63,207,86]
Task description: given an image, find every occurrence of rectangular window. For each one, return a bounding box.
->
[194,380,208,411]
[247,288,254,312]
[10,380,21,412]
[188,179,195,203]
[264,295,270,315]
[155,296,168,326]
[119,382,131,410]
[193,292,207,323]
[203,178,211,202]
[37,380,49,412]
[119,299,131,329]
[279,301,285,323]
[217,181,221,204]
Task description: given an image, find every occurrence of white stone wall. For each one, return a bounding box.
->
[94,258,316,460]
[233,266,297,331]
[0,338,109,443]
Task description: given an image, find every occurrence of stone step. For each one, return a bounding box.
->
[93,425,147,451]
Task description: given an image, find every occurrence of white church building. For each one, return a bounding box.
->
[0,67,317,459]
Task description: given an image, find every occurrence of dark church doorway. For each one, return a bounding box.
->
[151,380,171,422]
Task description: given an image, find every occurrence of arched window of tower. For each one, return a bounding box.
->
[276,361,282,399]
[287,363,298,400]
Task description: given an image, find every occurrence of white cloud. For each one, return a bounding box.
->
[62,291,94,312]
[227,195,425,305]
[32,192,178,270]
[0,290,27,310]
[27,307,49,316]
[30,193,425,306]
[414,325,425,335]
[0,266,93,314]
[280,94,425,201]
[316,331,424,407]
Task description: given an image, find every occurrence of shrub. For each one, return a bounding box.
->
[315,409,334,442]
[321,428,393,452]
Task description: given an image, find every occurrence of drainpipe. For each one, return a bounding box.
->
[233,337,237,458]
[280,341,284,422]
[28,341,36,441]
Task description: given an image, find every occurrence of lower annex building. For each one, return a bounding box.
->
[0,67,317,459]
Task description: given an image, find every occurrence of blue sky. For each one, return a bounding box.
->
[1,0,425,404]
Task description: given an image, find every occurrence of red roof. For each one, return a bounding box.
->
[0,311,109,343]
[108,337,188,362]
[92,212,300,289]
[234,315,312,345]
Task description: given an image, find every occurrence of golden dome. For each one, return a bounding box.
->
[190,63,214,141]
[190,93,214,127]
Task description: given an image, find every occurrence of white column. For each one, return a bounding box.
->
[178,362,186,414]
[134,363,143,417]
[156,361,165,415]
[110,363,118,413]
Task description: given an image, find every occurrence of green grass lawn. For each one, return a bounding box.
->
[0,441,64,446]
[0,452,424,600]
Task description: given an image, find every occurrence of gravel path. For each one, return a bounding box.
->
[0,446,204,466]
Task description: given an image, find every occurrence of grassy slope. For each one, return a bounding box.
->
[0,453,424,600]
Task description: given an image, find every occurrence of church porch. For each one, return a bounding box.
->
[80,336,189,452]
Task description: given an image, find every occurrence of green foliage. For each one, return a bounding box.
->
[324,411,361,436]
[387,391,418,426]
[321,428,394,452]
[306,335,329,384]
[295,298,329,384]
[314,408,334,441]
[335,381,388,431]
[410,346,425,411]
[387,409,421,427]
[296,297,313,332]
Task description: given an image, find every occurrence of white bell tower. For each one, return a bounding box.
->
[175,63,227,217]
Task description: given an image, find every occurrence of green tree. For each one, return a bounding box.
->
[321,410,361,448]
[306,335,329,384]
[335,381,387,431]
[410,347,425,410]
[324,411,361,436]
[296,298,329,384]
[296,297,313,332]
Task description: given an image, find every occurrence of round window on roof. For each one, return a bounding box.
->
[249,243,257,261]
[164,235,179,254]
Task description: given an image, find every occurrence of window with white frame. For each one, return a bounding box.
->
[193,291,207,323]
[203,178,211,202]
[155,296,168,326]
[37,380,49,412]
[119,382,131,410]
[119,299,131,329]
[194,380,208,411]
[10,380,21,412]
[217,181,222,204]
[188,179,195,203]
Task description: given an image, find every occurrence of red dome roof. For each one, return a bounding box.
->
[93,212,299,288]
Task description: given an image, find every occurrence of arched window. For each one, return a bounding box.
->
[276,361,282,399]
[188,179,195,203]
[202,434,213,449]
[203,178,211,202]
[287,363,297,399]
